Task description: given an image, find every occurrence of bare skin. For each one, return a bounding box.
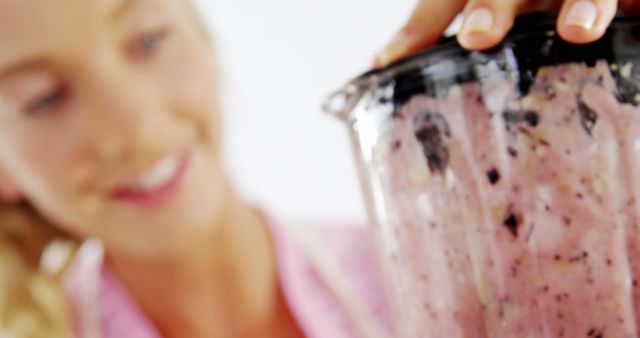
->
[109,197,303,338]
[0,0,304,337]
[376,0,640,67]
[10,1,635,337]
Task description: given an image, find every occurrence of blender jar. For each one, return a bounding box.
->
[325,14,640,338]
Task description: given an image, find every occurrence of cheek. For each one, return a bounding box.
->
[3,136,106,239]
[0,132,95,237]
[162,48,222,145]
[0,119,93,200]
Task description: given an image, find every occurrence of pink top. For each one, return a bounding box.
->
[63,219,394,338]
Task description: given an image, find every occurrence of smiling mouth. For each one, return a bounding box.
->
[109,149,190,206]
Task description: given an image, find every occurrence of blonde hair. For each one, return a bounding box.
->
[0,204,74,338]
[0,2,214,337]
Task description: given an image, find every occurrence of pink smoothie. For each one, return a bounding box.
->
[371,61,640,338]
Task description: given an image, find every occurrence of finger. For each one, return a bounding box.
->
[374,0,466,68]
[557,0,618,44]
[457,0,523,50]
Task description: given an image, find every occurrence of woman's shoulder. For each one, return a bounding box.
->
[270,217,394,338]
[271,217,384,295]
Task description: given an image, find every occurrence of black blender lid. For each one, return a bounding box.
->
[352,13,640,84]
[325,13,640,119]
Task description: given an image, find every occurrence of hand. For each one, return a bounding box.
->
[375,0,640,67]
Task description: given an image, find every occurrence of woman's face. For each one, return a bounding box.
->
[0,0,228,258]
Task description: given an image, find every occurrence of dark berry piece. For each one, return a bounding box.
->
[415,112,451,173]
[577,100,598,135]
[487,168,501,185]
[503,207,522,237]
[523,111,540,127]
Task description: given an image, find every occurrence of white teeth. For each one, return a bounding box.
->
[130,152,181,192]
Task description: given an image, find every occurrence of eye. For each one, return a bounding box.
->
[129,28,171,60]
[25,85,69,116]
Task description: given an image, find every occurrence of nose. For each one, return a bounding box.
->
[79,57,167,164]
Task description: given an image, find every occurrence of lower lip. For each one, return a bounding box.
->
[110,150,191,207]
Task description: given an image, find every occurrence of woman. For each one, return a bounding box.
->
[0,0,636,337]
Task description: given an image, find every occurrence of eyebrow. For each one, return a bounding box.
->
[0,0,142,81]
[111,0,141,22]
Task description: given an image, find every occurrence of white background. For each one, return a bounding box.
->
[193,1,415,222]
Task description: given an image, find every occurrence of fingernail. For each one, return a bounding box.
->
[565,0,598,30]
[461,7,494,34]
[375,31,413,68]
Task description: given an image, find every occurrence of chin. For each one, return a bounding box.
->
[102,150,230,258]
